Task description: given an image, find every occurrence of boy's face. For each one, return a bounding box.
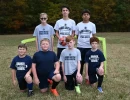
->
[82,13,90,21]
[40,14,48,23]
[18,47,27,56]
[62,8,69,17]
[66,40,75,49]
[40,41,49,51]
[91,42,98,49]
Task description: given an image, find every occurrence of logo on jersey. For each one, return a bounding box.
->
[89,55,99,62]
[16,62,27,70]
[65,53,76,60]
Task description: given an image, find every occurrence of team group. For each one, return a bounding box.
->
[10,6,105,97]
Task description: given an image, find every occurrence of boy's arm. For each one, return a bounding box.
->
[72,30,75,37]
[61,62,67,82]
[31,63,39,85]
[35,38,38,51]
[55,31,60,39]
[85,63,89,80]
[11,69,17,86]
[54,61,60,74]
[51,36,54,51]
[99,62,104,69]
[77,60,81,75]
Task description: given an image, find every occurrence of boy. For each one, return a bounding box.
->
[85,37,105,93]
[54,6,76,79]
[60,35,82,94]
[10,44,34,97]
[33,13,55,51]
[76,9,96,78]
[31,38,61,96]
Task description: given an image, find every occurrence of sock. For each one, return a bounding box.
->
[27,83,33,90]
[51,80,60,89]
[97,75,103,87]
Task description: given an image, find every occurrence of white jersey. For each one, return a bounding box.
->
[76,21,96,48]
[54,19,76,48]
[59,48,81,75]
[33,24,55,51]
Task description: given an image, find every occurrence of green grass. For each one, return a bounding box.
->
[0,32,130,100]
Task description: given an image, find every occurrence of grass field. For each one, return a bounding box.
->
[0,32,130,100]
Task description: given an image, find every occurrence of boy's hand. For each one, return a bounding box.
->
[63,75,67,82]
[76,72,82,78]
[13,80,17,86]
[34,78,40,85]
[86,75,89,80]
[24,73,30,79]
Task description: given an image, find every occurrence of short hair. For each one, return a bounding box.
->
[40,13,48,18]
[66,35,74,42]
[40,38,50,44]
[82,9,90,15]
[61,6,70,11]
[18,44,27,50]
[90,37,99,44]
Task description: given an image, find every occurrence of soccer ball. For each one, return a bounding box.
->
[76,76,83,84]
[59,37,66,46]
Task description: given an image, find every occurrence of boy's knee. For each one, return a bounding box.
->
[40,88,48,93]
[25,75,32,83]
[53,74,61,82]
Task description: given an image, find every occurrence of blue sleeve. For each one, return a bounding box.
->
[10,57,16,70]
[84,52,89,63]
[99,51,105,62]
[53,52,58,62]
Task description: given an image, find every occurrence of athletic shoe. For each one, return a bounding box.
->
[27,90,34,97]
[48,79,53,85]
[86,79,90,85]
[50,89,59,96]
[75,86,81,94]
[97,87,103,93]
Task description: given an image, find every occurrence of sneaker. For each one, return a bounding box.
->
[50,89,59,96]
[86,79,90,85]
[48,79,53,85]
[27,90,34,97]
[97,87,103,93]
[75,86,81,94]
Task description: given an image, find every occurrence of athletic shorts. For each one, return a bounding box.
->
[65,70,77,90]
[18,78,27,90]
[88,68,99,84]
[77,48,91,63]
[17,73,33,90]
[38,70,55,89]
[57,48,65,59]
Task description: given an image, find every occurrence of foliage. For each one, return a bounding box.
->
[0,0,130,33]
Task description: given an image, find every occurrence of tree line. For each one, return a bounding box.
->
[0,0,130,34]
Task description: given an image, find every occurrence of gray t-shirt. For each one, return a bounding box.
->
[59,48,81,75]
[33,24,55,51]
[54,19,76,48]
[76,21,96,48]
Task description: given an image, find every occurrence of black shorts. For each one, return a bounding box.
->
[77,48,91,63]
[18,78,27,90]
[38,70,55,89]
[65,70,77,90]
[57,48,65,59]
[88,68,99,84]
[17,73,33,90]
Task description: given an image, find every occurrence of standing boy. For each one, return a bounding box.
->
[10,44,34,97]
[60,35,82,94]
[85,37,105,93]
[31,38,61,96]
[54,6,76,78]
[76,9,96,77]
[33,13,55,51]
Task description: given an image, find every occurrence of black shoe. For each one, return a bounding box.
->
[27,90,34,97]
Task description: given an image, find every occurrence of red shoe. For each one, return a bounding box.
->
[86,79,90,85]
[48,79,53,85]
[50,89,59,96]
